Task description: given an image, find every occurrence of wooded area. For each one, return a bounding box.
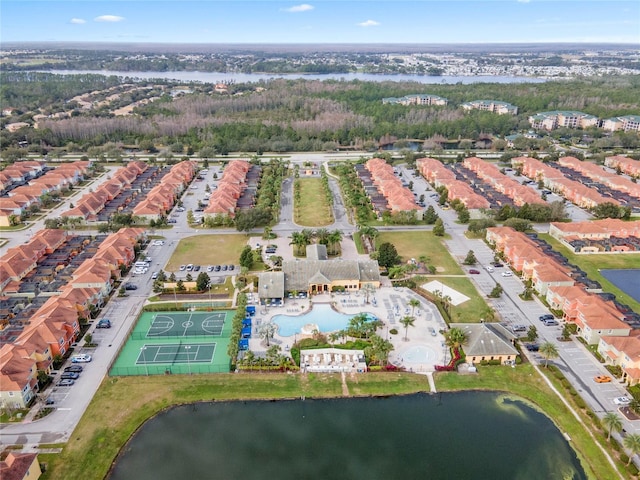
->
[1,73,639,156]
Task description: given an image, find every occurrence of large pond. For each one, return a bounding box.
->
[40,69,546,85]
[600,269,640,303]
[108,392,586,480]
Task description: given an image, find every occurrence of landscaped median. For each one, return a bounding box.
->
[37,365,622,480]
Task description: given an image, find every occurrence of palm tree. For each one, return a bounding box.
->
[315,228,330,246]
[408,298,420,318]
[289,231,308,256]
[444,327,468,350]
[624,433,640,465]
[539,341,559,368]
[400,316,415,341]
[602,412,623,441]
[328,229,343,255]
[257,322,277,347]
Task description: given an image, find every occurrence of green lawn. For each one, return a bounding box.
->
[294,178,333,226]
[165,234,248,271]
[538,233,640,313]
[417,275,493,323]
[39,367,621,480]
[376,231,463,275]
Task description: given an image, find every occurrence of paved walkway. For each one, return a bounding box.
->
[248,286,449,374]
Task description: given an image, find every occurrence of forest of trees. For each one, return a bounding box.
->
[1,73,639,156]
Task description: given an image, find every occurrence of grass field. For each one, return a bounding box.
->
[417,275,492,323]
[376,231,463,275]
[538,233,640,313]
[39,366,622,480]
[165,234,248,271]
[294,178,334,226]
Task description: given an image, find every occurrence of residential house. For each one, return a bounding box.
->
[0,452,42,480]
[461,100,518,115]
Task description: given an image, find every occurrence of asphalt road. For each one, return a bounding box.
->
[1,154,636,452]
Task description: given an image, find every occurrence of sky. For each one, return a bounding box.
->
[1,1,639,44]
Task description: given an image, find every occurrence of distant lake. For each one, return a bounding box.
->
[41,70,546,84]
[600,269,640,303]
[108,392,586,480]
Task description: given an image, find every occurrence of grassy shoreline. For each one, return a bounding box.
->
[39,366,623,480]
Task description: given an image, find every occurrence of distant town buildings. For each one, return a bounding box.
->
[528,110,599,131]
[461,100,518,115]
[382,94,448,106]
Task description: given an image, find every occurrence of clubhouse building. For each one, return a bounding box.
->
[258,245,381,302]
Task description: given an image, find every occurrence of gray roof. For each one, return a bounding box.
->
[257,272,285,299]
[280,258,380,292]
[306,244,328,260]
[457,323,519,358]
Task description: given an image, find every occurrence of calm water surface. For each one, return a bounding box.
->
[42,70,546,84]
[108,391,586,480]
[600,269,640,303]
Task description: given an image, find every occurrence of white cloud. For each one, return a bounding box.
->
[282,4,314,13]
[70,18,86,25]
[357,20,380,27]
[94,15,125,23]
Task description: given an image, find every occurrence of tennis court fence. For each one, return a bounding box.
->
[110,363,230,376]
[129,330,223,340]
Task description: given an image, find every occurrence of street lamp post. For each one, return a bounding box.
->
[141,346,149,376]
[185,345,192,375]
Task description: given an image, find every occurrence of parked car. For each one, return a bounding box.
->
[539,314,554,322]
[511,325,527,333]
[594,375,612,383]
[228,265,235,271]
[179,265,186,271]
[614,396,631,405]
[167,219,177,224]
[71,354,92,363]
[468,269,480,274]
[124,283,137,290]
[525,343,540,352]
[429,327,437,336]
[485,265,494,272]
[61,372,79,380]
[491,262,504,267]
[501,271,513,277]
[186,264,194,271]
[151,272,159,279]
[221,265,227,271]
[206,265,214,272]
[57,379,75,387]
[45,398,55,405]
[214,265,221,272]
[194,265,201,272]
[96,319,111,329]
[543,318,559,326]
[64,365,83,373]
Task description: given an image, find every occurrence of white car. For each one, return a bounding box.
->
[614,396,631,405]
[152,240,165,246]
[501,271,513,277]
[485,266,494,272]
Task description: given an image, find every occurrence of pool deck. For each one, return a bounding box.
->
[248,286,449,374]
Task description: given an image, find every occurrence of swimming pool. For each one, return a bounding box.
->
[272,304,376,337]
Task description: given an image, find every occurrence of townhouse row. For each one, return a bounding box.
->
[462,157,546,207]
[62,160,197,223]
[512,156,620,209]
[361,158,420,215]
[0,160,91,227]
[0,227,147,409]
[557,156,640,200]
[204,160,251,218]
[416,157,490,213]
[550,219,640,254]
[605,155,640,179]
[486,226,640,385]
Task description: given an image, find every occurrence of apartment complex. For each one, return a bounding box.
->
[528,110,599,130]
[382,94,448,106]
[602,115,640,133]
[605,155,640,178]
[461,100,518,115]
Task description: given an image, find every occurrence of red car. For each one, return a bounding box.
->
[469,269,480,274]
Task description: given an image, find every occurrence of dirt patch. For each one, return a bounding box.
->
[619,406,640,421]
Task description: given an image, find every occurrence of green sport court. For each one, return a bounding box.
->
[109,311,234,376]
